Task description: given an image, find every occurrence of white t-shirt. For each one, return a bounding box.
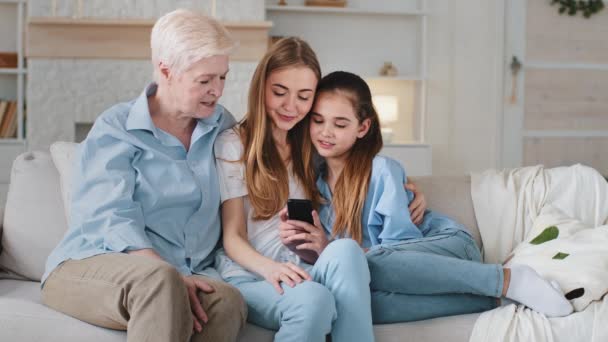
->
[214,128,310,280]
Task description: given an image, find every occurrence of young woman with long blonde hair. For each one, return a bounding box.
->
[214,38,374,342]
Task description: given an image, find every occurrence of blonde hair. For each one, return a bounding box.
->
[150,9,237,81]
[313,71,383,244]
[240,37,322,220]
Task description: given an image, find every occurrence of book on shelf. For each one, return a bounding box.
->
[0,100,17,138]
[0,52,18,69]
[7,102,17,138]
[0,101,7,128]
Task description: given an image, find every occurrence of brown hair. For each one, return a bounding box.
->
[314,71,383,244]
[239,37,322,220]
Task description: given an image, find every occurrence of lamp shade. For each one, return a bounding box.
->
[373,95,398,124]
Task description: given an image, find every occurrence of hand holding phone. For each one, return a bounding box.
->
[283,199,319,264]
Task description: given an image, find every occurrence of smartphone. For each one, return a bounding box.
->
[285,199,318,264]
[287,199,314,224]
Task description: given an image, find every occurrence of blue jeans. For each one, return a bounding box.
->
[227,239,374,342]
[366,227,502,323]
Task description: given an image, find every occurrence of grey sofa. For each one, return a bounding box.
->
[0,149,484,342]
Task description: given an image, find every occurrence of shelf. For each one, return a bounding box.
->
[28,17,273,29]
[523,130,608,138]
[266,5,426,16]
[525,61,608,71]
[384,142,431,148]
[0,68,26,75]
[0,138,26,145]
[27,17,272,61]
[365,75,424,81]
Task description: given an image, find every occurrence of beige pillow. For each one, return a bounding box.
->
[49,141,78,224]
[0,151,68,281]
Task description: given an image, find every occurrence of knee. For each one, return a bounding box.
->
[321,239,369,276]
[135,263,191,311]
[325,239,365,261]
[145,263,185,292]
[291,283,336,325]
[208,282,247,328]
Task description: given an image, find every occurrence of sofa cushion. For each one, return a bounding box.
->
[0,279,478,342]
[410,176,481,248]
[49,142,78,225]
[0,279,125,342]
[0,152,68,281]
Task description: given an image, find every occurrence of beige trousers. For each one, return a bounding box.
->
[41,253,247,342]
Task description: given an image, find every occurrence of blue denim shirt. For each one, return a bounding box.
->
[42,83,236,284]
[318,155,469,248]
[317,156,424,248]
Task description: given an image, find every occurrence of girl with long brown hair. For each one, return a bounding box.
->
[214,38,374,341]
[279,71,573,323]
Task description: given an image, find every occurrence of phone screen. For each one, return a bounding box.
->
[287,199,314,224]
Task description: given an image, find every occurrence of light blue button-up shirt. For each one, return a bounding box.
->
[317,155,469,248]
[42,83,235,284]
[317,155,424,248]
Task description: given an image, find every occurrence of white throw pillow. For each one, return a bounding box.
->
[507,205,608,311]
[0,151,68,281]
[49,141,78,224]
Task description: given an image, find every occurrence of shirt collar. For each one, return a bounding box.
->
[126,83,225,146]
[191,105,223,146]
[126,83,160,136]
[316,162,333,201]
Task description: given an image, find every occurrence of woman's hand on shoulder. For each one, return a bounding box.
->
[259,260,311,294]
[405,178,426,225]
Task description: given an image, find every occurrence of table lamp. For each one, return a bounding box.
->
[373,95,398,143]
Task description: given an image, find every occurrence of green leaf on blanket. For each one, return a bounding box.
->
[530,226,559,245]
[552,252,569,260]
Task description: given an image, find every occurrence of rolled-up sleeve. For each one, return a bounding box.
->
[374,159,422,245]
[214,129,248,203]
[70,122,152,253]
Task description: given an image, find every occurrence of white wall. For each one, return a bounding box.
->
[426,0,504,176]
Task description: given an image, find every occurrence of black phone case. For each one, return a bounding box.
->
[285,199,318,264]
[287,199,314,224]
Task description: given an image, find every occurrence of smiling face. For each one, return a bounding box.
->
[310,91,370,161]
[264,66,318,133]
[167,54,229,119]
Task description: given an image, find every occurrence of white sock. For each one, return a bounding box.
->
[505,264,573,317]
[550,280,565,295]
[501,280,565,307]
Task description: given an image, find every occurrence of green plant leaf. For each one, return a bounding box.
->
[553,252,569,260]
[530,226,559,245]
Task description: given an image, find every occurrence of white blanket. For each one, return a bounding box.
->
[469,164,608,342]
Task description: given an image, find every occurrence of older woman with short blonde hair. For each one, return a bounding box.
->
[41,9,246,342]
